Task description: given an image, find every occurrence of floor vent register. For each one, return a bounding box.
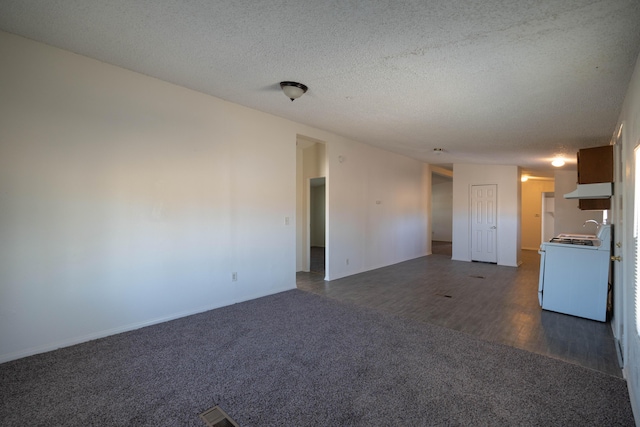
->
[200,405,240,427]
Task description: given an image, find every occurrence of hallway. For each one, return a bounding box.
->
[297,249,621,377]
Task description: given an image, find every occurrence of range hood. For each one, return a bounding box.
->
[563,183,612,199]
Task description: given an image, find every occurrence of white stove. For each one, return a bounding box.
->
[537,224,611,321]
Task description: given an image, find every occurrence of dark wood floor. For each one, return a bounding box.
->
[309,246,325,275]
[297,246,622,377]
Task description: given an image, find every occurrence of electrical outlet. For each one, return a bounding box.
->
[285,216,290,225]
[232,272,238,282]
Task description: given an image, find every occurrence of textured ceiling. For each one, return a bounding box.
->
[1,0,639,175]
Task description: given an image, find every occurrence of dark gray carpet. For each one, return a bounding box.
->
[0,289,635,426]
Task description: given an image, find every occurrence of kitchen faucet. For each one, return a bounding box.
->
[583,219,600,232]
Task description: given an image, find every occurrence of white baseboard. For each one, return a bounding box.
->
[0,284,296,364]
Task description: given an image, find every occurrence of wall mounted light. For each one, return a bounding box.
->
[521,175,529,182]
[280,81,308,101]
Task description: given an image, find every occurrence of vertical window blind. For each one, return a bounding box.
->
[635,146,640,335]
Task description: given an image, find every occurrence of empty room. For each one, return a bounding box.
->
[2,1,640,426]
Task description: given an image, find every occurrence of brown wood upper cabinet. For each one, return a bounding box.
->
[577,145,613,210]
[577,145,614,184]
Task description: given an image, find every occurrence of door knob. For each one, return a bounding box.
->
[611,255,622,262]
[616,242,622,248]
[490,226,497,229]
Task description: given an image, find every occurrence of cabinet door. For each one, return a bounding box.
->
[577,145,613,184]
[577,145,613,210]
[579,198,611,210]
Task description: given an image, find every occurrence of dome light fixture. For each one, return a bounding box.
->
[280,81,308,101]
[551,158,565,167]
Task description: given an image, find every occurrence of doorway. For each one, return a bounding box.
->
[309,177,326,274]
[296,136,327,276]
[431,171,453,256]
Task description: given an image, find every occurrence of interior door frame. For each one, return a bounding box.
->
[611,124,625,363]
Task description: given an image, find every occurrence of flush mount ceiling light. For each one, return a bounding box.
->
[433,148,444,155]
[551,158,565,167]
[280,81,308,101]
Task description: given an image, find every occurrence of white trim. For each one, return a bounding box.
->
[0,285,295,364]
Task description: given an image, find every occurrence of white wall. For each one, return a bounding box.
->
[521,179,554,250]
[315,143,327,177]
[296,145,305,271]
[431,177,453,242]
[0,31,299,362]
[541,193,555,243]
[451,164,521,267]
[0,31,430,361]
[325,142,430,280]
[553,170,603,235]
